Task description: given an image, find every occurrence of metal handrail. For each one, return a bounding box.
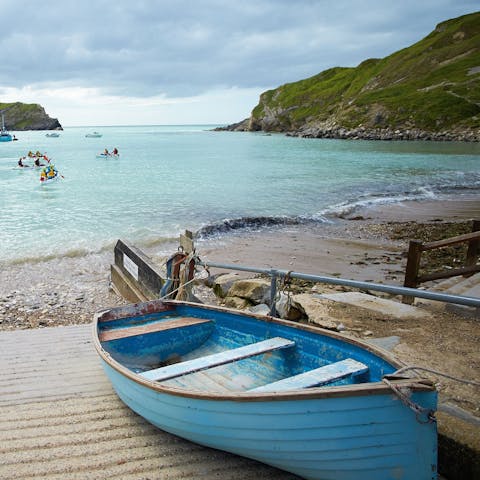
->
[198,260,480,315]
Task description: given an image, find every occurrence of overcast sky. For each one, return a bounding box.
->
[1,0,477,126]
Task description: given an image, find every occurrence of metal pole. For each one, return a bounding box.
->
[198,260,480,308]
[269,270,278,316]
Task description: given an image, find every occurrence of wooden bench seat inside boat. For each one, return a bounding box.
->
[99,317,212,342]
[249,358,369,392]
[139,337,296,382]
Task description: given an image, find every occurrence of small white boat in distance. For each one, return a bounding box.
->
[85,131,102,138]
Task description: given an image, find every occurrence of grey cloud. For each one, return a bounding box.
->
[0,0,478,98]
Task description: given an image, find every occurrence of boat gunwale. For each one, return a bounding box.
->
[93,300,436,401]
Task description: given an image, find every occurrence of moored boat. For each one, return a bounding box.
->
[93,299,438,480]
[85,131,102,138]
[46,132,60,137]
[0,113,13,142]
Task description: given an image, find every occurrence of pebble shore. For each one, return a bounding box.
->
[0,252,124,331]
[288,126,480,142]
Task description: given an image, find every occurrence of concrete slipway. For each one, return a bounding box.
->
[0,324,299,480]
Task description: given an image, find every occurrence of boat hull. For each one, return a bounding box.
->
[94,300,437,480]
[101,361,436,480]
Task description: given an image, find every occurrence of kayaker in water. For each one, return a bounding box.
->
[34,158,45,167]
[113,147,118,155]
[18,157,29,167]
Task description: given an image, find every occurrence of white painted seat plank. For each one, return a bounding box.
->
[139,337,295,382]
[249,358,368,392]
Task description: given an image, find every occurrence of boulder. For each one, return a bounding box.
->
[223,296,252,310]
[212,273,241,298]
[227,278,271,304]
[290,293,341,330]
[275,292,307,321]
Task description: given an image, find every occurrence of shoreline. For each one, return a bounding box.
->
[199,195,480,280]
[218,121,480,142]
[0,195,479,331]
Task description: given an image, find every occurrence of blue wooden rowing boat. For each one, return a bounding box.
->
[93,299,438,480]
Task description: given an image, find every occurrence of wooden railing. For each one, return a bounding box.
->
[403,220,480,304]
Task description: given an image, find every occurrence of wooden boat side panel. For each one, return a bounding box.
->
[99,317,212,342]
[139,337,295,382]
[249,358,368,392]
[100,361,438,480]
[96,299,175,323]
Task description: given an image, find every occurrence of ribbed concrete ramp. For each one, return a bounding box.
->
[0,325,298,480]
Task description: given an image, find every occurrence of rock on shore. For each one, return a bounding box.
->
[216,121,480,142]
[287,124,480,142]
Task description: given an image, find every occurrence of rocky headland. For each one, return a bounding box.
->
[0,102,62,130]
[218,118,480,142]
[217,12,480,142]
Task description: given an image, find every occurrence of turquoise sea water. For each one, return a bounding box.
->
[0,125,479,265]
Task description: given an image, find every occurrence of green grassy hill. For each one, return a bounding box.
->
[248,12,480,139]
[0,102,62,131]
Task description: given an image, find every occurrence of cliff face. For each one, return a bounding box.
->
[228,12,480,141]
[0,102,62,131]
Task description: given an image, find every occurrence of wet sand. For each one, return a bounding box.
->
[356,195,480,222]
[199,195,480,282]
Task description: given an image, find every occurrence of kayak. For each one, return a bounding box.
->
[96,153,119,159]
[40,164,59,183]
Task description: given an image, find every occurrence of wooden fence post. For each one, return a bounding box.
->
[180,230,195,254]
[465,220,480,271]
[402,240,423,304]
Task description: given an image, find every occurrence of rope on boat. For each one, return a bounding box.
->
[392,366,480,387]
[382,377,436,424]
[383,366,479,424]
[159,275,198,301]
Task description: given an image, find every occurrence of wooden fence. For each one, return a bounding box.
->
[403,220,480,304]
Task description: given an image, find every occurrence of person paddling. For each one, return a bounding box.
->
[18,157,29,167]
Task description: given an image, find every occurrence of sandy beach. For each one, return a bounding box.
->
[199,195,480,280]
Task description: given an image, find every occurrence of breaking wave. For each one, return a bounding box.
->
[196,215,324,239]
